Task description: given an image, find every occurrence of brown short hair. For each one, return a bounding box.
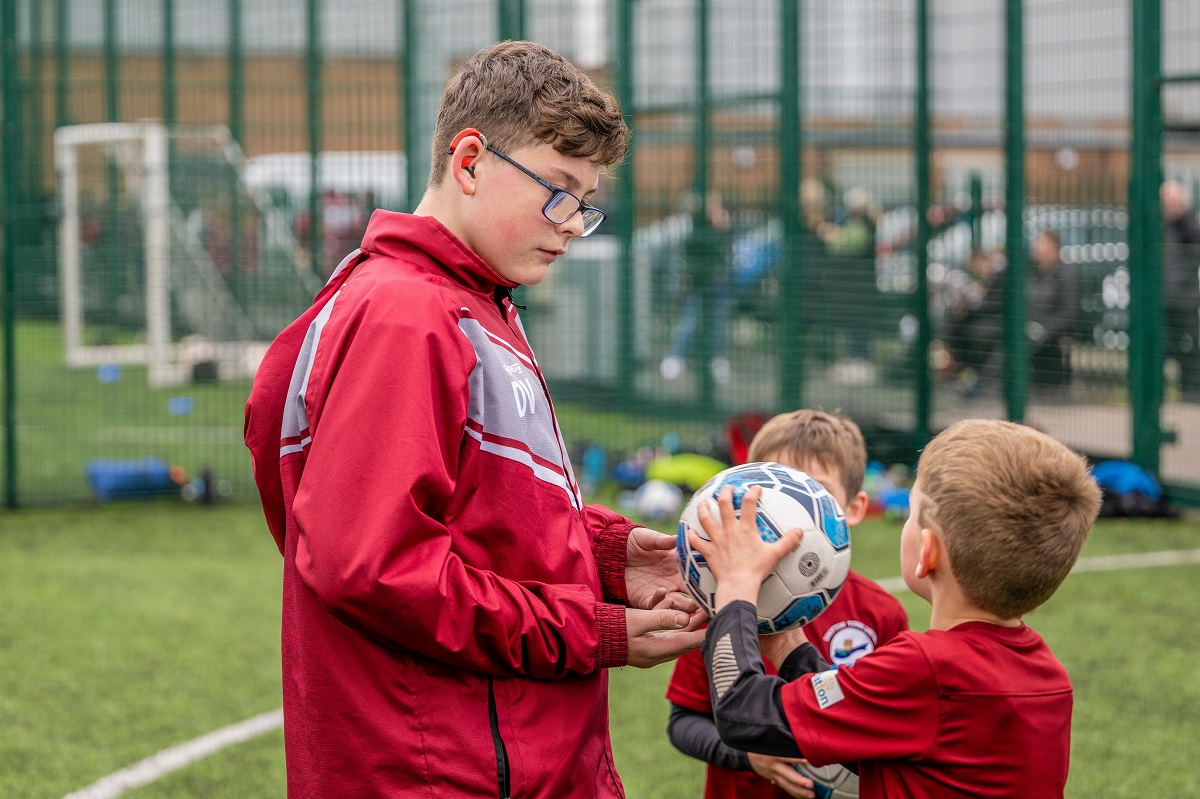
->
[429,41,629,186]
[747,409,867,499]
[917,419,1101,619]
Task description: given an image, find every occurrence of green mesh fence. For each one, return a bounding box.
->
[2,0,1198,507]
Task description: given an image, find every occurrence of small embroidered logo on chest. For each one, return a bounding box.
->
[512,377,537,417]
[822,620,880,668]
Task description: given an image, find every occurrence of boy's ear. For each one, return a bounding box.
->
[914,526,942,580]
[842,490,870,527]
[447,128,486,191]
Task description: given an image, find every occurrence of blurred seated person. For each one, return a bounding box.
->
[1162,179,1200,400]
[1026,230,1081,388]
[943,248,1003,395]
[817,187,879,384]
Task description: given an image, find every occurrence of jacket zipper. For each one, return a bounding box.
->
[488,677,511,799]
[494,289,585,514]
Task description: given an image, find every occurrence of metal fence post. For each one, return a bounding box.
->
[778,0,803,411]
[615,0,635,399]
[55,0,68,129]
[1,0,19,507]
[162,0,175,127]
[913,0,932,447]
[26,0,43,204]
[229,0,243,147]
[498,0,525,41]
[104,0,118,124]
[229,0,244,300]
[692,0,715,408]
[969,171,983,253]
[402,0,420,213]
[1129,0,1164,475]
[1003,0,1027,422]
[306,0,322,274]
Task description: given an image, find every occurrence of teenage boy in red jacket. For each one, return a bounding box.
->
[245,41,704,799]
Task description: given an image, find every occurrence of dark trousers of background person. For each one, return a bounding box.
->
[945,316,1000,380]
[665,281,736,366]
[1166,303,1200,400]
[947,328,1067,391]
[824,254,877,362]
[1031,339,1070,388]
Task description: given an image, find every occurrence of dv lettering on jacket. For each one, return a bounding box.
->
[507,363,537,417]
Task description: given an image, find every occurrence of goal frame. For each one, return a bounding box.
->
[56,122,175,386]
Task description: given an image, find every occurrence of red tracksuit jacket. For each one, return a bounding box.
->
[245,211,634,798]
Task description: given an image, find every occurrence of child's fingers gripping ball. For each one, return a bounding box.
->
[676,462,853,634]
[689,485,803,581]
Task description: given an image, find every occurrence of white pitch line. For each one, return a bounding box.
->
[873,575,911,593]
[62,708,282,799]
[63,547,1200,799]
[874,547,1200,595]
[1068,547,1200,574]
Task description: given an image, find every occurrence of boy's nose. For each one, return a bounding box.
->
[556,209,587,238]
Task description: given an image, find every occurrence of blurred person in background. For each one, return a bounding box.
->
[1162,179,1200,401]
[943,248,1004,396]
[660,190,736,382]
[818,186,880,385]
[1026,230,1081,390]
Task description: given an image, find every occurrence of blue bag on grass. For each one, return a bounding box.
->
[1091,460,1178,518]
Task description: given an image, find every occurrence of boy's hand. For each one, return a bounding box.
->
[747,753,818,798]
[759,626,812,672]
[687,486,803,612]
[624,594,707,668]
[625,527,699,613]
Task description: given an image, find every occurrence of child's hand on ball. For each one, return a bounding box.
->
[688,485,803,612]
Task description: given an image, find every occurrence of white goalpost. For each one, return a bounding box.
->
[55,121,310,387]
[57,122,175,385]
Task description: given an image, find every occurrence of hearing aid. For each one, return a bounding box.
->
[448,128,485,177]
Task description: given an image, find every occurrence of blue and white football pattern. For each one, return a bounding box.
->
[677,462,852,634]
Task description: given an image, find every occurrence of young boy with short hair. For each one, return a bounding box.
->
[666,409,909,798]
[689,419,1101,798]
[245,41,704,799]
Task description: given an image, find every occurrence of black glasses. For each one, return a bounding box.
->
[484,145,607,238]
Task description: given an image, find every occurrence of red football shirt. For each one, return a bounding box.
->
[782,622,1074,799]
[666,572,909,799]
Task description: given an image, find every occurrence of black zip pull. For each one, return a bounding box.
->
[494,285,527,311]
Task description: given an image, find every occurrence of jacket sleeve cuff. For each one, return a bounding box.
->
[595,602,629,668]
[595,522,635,604]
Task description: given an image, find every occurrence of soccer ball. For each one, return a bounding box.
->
[795,761,859,799]
[676,462,851,634]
